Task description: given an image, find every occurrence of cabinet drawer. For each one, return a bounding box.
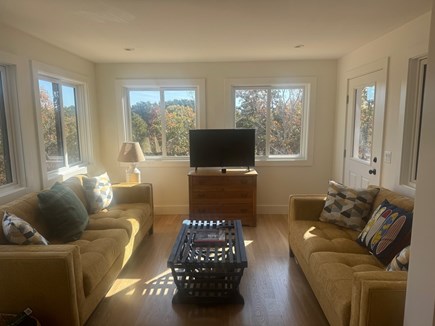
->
[190,176,256,187]
[190,190,253,202]
[190,203,253,215]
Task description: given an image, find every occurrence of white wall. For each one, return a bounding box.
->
[404,5,435,325]
[96,60,337,214]
[332,11,435,325]
[334,13,431,195]
[0,23,101,196]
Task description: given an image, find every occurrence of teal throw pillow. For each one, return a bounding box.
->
[38,182,89,242]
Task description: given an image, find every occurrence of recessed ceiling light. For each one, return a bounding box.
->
[294,44,304,49]
[124,48,135,52]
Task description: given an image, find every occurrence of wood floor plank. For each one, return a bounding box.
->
[85,215,329,326]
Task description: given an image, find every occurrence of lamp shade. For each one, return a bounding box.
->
[117,142,145,163]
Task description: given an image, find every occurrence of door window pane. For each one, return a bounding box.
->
[353,85,375,162]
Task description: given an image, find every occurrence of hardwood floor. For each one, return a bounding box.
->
[85,215,329,326]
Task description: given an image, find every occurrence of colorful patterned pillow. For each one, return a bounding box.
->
[38,182,89,242]
[2,211,48,245]
[387,246,410,271]
[357,200,392,247]
[319,180,380,230]
[357,200,413,265]
[83,172,113,213]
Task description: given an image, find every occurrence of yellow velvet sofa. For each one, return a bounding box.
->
[288,187,413,326]
[0,176,154,326]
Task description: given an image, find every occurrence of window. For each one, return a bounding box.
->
[401,56,427,188]
[120,79,206,160]
[230,78,315,163]
[38,77,82,172]
[38,78,81,172]
[0,66,13,187]
[33,61,92,185]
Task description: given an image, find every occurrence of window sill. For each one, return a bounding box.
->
[46,165,88,185]
[0,185,29,205]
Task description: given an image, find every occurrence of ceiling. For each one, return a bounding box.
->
[0,0,432,63]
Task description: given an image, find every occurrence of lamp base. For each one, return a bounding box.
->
[125,164,141,183]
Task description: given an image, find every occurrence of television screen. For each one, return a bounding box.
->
[189,129,255,169]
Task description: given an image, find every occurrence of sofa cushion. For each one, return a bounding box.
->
[309,252,384,325]
[83,173,113,213]
[2,211,48,245]
[319,180,379,231]
[38,182,89,242]
[290,220,369,264]
[387,246,410,271]
[357,200,413,265]
[71,229,129,296]
[88,203,151,239]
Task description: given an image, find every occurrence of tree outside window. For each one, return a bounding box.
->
[234,86,305,158]
[38,78,81,172]
[128,88,197,157]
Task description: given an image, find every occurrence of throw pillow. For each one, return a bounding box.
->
[38,182,89,242]
[319,180,380,230]
[357,199,392,247]
[2,211,48,245]
[356,200,413,265]
[83,172,113,213]
[386,245,410,271]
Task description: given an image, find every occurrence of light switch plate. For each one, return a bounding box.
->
[384,151,392,164]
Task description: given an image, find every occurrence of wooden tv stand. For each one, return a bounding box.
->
[188,168,257,226]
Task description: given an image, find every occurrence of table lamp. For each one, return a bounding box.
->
[117,142,145,183]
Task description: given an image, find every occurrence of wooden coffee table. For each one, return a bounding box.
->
[167,219,247,304]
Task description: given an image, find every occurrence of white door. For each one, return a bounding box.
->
[344,70,386,188]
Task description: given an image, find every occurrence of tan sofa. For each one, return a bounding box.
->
[288,187,413,326]
[0,176,154,326]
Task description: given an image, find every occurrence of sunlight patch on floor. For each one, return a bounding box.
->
[106,278,141,297]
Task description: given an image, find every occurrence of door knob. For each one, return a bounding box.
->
[373,157,377,163]
[369,169,377,175]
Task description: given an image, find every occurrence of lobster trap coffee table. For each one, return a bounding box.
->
[167,219,247,304]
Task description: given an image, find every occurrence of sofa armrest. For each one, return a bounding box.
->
[288,194,326,223]
[0,245,84,326]
[111,183,153,210]
[350,271,407,326]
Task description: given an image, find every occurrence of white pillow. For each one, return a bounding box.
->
[83,172,113,213]
[2,211,48,245]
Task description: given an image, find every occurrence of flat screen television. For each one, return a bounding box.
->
[189,129,255,170]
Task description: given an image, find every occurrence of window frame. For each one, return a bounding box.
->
[32,61,93,187]
[117,79,206,166]
[400,55,427,189]
[226,77,316,166]
[0,64,25,196]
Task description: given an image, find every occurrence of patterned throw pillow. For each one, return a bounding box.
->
[319,180,380,230]
[38,182,89,242]
[2,211,48,245]
[83,172,113,213]
[357,200,413,265]
[387,246,410,271]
